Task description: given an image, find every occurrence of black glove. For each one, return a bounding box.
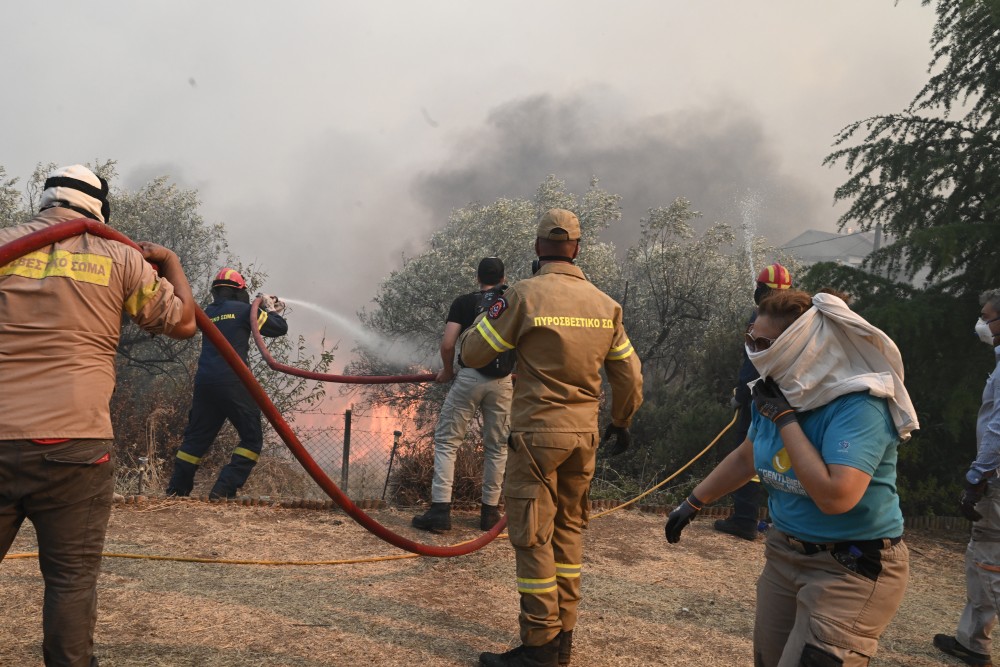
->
[601,424,631,456]
[752,377,798,429]
[477,284,508,315]
[961,480,988,522]
[665,493,703,544]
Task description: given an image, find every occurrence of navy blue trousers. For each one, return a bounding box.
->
[167,382,263,497]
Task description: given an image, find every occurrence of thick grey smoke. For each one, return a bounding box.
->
[414,91,826,249]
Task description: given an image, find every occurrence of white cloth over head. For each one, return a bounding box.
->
[747,292,919,441]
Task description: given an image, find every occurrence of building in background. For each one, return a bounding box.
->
[779,223,930,287]
[780,225,881,269]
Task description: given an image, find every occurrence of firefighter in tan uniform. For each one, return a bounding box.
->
[463,209,643,667]
[0,165,197,667]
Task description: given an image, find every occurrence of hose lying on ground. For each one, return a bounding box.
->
[7,409,737,566]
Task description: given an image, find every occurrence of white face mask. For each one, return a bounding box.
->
[975,317,997,345]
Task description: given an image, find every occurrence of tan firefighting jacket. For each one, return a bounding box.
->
[461,262,643,433]
[0,208,187,439]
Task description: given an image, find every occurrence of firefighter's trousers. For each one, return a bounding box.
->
[504,431,597,646]
[168,382,263,497]
[0,439,114,667]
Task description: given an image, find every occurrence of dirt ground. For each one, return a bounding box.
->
[0,499,974,667]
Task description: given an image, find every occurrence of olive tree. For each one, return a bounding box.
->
[817,0,1000,514]
[346,175,624,428]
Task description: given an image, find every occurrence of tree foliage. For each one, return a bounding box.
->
[818,0,1000,513]
[346,176,625,429]
[825,0,1000,291]
[622,199,748,385]
[350,177,780,502]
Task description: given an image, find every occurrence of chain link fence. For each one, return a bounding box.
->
[112,388,690,510]
[115,407,427,502]
[279,409,414,502]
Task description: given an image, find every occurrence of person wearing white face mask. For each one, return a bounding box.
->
[663,289,918,667]
[934,290,1000,667]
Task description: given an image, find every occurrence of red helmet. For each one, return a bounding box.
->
[212,267,246,290]
[756,263,792,289]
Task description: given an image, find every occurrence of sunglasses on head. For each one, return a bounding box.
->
[745,325,777,353]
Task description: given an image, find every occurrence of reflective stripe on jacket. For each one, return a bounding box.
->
[461,262,642,432]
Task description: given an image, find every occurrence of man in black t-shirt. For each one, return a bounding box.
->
[412,257,514,533]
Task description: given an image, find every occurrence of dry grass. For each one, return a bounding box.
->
[0,500,974,666]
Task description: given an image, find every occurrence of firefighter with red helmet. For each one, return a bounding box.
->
[166,268,288,499]
[714,262,793,541]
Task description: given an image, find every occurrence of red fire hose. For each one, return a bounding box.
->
[0,219,505,557]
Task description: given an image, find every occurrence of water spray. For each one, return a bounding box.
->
[739,189,762,289]
[281,297,427,368]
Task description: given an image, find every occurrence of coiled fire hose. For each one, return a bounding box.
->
[0,219,504,557]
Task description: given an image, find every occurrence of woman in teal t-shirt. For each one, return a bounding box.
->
[664,289,918,667]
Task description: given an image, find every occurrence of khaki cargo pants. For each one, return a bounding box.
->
[0,439,114,667]
[754,528,909,667]
[504,431,597,646]
[432,367,513,505]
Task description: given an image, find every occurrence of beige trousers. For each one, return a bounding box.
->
[432,367,513,505]
[754,528,909,667]
[503,431,597,646]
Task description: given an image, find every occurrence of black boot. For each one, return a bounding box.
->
[558,630,572,666]
[165,459,197,497]
[713,517,758,541]
[412,502,451,532]
[933,634,993,666]
[481,503,502,530]
[479,637,560,667]
[209,481,239,500]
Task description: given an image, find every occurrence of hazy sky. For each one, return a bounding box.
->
[1,1,937,360]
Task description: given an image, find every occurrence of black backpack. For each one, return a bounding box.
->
[476,348,516,378]
[470,285,515,378]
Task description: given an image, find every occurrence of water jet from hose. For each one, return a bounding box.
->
[282,297,427,368]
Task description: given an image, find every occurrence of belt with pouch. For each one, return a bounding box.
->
[785,534,902,556]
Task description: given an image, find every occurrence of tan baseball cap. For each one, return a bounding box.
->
[536,208,581,241]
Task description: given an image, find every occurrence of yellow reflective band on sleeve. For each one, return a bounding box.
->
[476,317,514,353]
[606,338,634,361]
[233,447,260,462]
[517,575,558,594]
[0,249,113,286]
[555,563,581,579]
[176,451,202,465]
[124,279,163,316]
[257,310,269,328]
